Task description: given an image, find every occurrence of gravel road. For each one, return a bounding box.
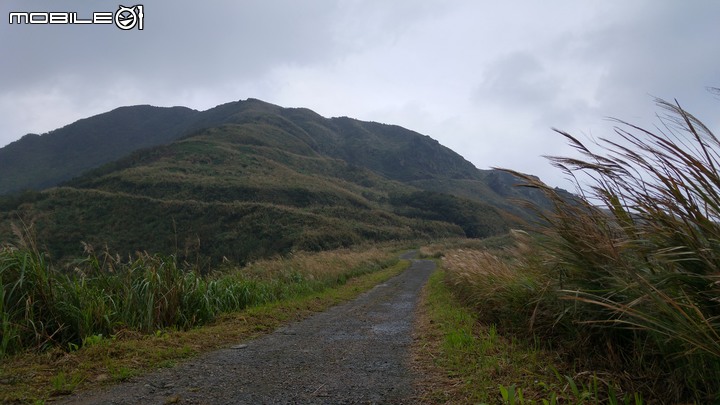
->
[58,252,435,404]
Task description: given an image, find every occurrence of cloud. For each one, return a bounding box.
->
[1,0,719,189]
[0,0,452,138]
[474,52,558,108]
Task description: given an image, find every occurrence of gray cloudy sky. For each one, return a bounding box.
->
[1,1,719,188]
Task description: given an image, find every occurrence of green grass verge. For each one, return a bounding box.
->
[0,259,409,403]
[417,267,642,405]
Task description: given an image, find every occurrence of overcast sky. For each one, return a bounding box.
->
[1,1,719,188]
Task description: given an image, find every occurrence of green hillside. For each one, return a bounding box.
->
[0,99,558,265]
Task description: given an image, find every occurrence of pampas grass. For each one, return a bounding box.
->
[502,96,720,402]
[443,94,720,402]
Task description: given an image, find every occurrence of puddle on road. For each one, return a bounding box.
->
[371,321,407,335]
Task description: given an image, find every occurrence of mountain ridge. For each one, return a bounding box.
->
[0,99,488,194]
[0,105,200,193]
[0,98,554,265]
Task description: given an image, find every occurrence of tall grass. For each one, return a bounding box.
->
[0,237,396,357]
[442,96,720,402]
[519,97,720,401]
[441,231,566,337]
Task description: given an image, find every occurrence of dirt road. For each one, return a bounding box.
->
[59,253,435,404]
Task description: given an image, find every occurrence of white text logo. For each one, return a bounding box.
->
[9,5,144,30]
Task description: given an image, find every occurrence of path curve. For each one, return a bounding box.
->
[60,253,435,404]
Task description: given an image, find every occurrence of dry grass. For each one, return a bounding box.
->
[235,247,393,281]
[418,235,514,259]
[443,242,518,279]
[439,232,561,338]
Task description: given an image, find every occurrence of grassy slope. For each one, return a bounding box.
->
[0,118,513,265]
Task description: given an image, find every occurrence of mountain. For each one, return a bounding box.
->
[0,99,551,265]
[0,105,199,194]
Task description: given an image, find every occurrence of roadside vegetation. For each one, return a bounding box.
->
[415,260,641,404]
[419,96,720,403]
[1,233,400,357]
[0,240,407,401]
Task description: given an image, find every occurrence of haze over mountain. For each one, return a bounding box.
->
[0,99,557,265]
